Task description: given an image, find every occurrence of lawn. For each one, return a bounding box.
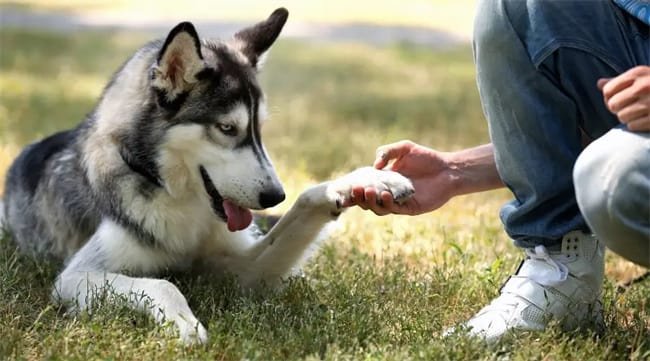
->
[0,27,648,360]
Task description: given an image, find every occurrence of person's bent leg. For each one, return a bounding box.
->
[574,129,650,268]
[455,0,648,342]
[474,0,639,247]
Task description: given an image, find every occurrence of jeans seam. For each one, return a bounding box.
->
[532,39,626,74]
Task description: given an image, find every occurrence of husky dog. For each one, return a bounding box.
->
[1,8,414,343]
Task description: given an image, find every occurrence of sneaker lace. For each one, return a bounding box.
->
[523,245,569,287]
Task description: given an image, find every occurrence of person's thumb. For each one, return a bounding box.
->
[374,141,413,169]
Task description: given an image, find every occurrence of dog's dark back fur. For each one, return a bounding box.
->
[5,124,100,258]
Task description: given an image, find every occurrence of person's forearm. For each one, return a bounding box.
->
[444,143,504,196]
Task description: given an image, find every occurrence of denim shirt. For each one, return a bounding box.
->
[502,1,648,74]
[613,0,650,25]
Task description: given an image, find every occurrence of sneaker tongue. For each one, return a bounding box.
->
[223,200,253,232]
[521,246,569,286]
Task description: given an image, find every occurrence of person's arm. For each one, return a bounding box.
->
[441,143,504,195]
[598,65,650,132]
[345,140,504,216]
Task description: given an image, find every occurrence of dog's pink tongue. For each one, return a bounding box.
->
[223,200,253,232]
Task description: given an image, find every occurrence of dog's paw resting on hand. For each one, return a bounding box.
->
[327,166,415,212]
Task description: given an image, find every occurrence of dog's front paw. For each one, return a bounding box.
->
[175,316,208,345]
[327,167,415,209]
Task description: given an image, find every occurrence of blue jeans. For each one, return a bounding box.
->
[473,0,650,248]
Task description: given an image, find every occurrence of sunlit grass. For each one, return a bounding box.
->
[0,29,648,360]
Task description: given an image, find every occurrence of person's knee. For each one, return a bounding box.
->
[574,139,608,219]
[574,131,650,266]
[575,132,647,220]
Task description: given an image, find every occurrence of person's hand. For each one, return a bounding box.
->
[598,65,650,132]
[345,140,458,216]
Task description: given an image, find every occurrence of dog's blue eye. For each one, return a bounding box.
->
[217,123,237,136]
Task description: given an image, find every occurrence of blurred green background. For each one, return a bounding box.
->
[0,0,483,184]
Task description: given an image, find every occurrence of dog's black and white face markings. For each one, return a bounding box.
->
[2,7,420,343]
[151,9,288,231]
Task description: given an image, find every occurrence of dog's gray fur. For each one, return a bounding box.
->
[1,8,414,343]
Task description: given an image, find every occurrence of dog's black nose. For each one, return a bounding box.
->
[259,190,285,208]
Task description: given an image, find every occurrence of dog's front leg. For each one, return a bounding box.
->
[53,220,207,344]
[241,167,414,286]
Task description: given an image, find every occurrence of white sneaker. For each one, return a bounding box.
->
[457,230,605,343]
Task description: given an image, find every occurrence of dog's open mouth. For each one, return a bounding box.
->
[199,166,253,232]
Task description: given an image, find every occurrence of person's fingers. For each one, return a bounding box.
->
[345,186,413,216]
[355,187,372,209]
[352,187,365,201]
[601,67,643,101]
[607,84,641,113]
[345,187,397,215]
[364,187,379,206]
[616,98,650,123]
[597,78,611,91]
[373,153,389,169]
[342,188,372,210]
[364,190,394,216]
[374,140,414,169]
[342,186,365,207]
[602,77,634,102]
[359,189,420,215]
[626,115,650,132]
[379,191,394,207]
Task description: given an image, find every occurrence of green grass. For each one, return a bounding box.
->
[0,29,648,360]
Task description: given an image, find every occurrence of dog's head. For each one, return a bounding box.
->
[151,9,288,231]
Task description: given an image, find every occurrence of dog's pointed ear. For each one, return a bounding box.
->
[234,8,288,69]
[151,22,205,104]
